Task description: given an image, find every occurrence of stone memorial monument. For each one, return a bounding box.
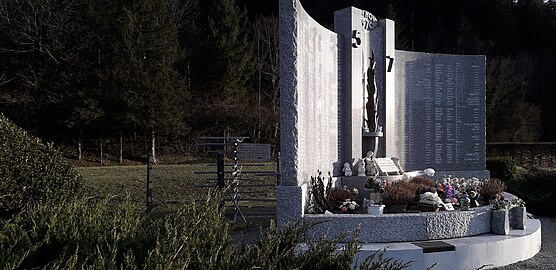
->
[278,0,489,227]
[277,2,541,269]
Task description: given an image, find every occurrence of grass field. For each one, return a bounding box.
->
[76,162,278,219]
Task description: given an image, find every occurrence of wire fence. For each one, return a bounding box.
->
[77,138,279,224]
[146,138,278,224]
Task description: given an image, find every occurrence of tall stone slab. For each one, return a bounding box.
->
[278,0,340,226]
[334,7,364,163]
[334,8,396,160]
[279,0,299,188]
[370,19,396,158]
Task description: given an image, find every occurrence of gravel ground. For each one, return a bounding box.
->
[496,217,556,270]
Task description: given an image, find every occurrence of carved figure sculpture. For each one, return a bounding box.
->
[403,168,436,180]
[365,51,379,132]
[364,151,377,176]
[354,158,366,176]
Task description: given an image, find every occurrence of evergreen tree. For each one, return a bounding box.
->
[191,0,255,135]
[93,0,189,160]
[386,4,411,51]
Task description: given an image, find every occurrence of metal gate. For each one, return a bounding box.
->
[194,137,278,224]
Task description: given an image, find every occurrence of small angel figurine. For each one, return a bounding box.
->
[364,151,377,176]
[342,162,353,176]
[356,159,366,176]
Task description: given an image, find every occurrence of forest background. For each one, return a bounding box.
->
[1,0,555,162]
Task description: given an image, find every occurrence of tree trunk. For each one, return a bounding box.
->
[78,130,82,161]
[119,131,123,164]
[150,131,157,164]
[133,123,137,157]
[274,122,279,138]
[100,139,103,165]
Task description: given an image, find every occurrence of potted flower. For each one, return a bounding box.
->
[491,199,510,235]
[510,198,527,230]
[363,198,385,215]
[340,198,359,213]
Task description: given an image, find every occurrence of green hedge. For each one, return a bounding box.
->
[486,157,518,182]
[506,169,556,217]
[0,114,81,218]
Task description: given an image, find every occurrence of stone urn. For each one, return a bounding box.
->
[510,206,527,230]
[367,204,385,215]
[491,209,510,235]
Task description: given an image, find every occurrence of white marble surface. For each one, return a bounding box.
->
[350,218,541,270]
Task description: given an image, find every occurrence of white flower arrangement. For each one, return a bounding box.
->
[340,199,359,213]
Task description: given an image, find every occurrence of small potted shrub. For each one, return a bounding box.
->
[363,198,385,215]
[491,199,510,235]
[510,198,527,230]
[381,181,418,213]
[410,176,436,189]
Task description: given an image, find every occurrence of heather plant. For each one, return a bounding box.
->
[479,178,507,202]
[381,181,419,205]
[409,176,436,188]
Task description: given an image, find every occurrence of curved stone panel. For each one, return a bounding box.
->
[280,0,340,187]
[278,0,340,226]
[304,206,493,243]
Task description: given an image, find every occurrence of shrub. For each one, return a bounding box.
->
[243,223,411,269]
[486,157,517,182]
[409,176,436,188]
[0,194,237,269]
[0,114,81,218]
[0,195,412,270]
[506,170,556,217]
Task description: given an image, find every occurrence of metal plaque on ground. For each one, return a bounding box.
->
[237,143,272,161]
